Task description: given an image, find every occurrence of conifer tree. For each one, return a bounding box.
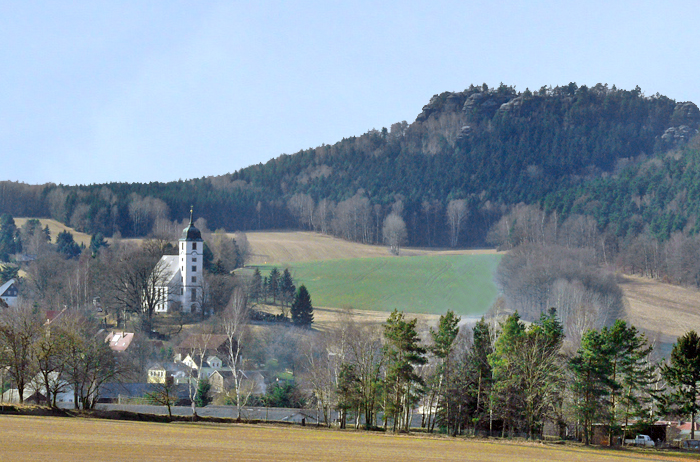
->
[383,309,426,432]
[280,268,296,306]
[661,330,700,440]
[291,285,314,327]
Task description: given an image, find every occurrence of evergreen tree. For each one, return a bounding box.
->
[268,267,280,304]
[570,329,613,445]
[0,264,19,284]
[425,310,460,432]
[661,331,700,440]
[195,379,212,408]
[291,285,314,327]
[383,309,427,432]
[0,214,20,261]
[55,230,81,259]
[250,268,263,302]
[601,320,655,445]
[280,268,296,306]
[89,232,108,256]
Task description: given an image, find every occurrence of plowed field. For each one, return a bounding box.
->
[0,415,686,462]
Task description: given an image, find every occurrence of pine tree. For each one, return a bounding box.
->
[570,330,613,445]
[661,331,700,440]
[268,267,280,304]
[250,268,263,302]
[280,268,296,306]
[383,309,427,432]
[0,214,20,261]
[291,285,314,327]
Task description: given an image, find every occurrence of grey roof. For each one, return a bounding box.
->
[158,256,180,285]
[99,382,190,401]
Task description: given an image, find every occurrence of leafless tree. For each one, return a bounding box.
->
[108,247,174,333]
[446,199,468,247]
[185,325,214,417]
[222,288,251,420]
[0,303,40,403]
[145,376,177,420]
[288,193,315,229]
[383,213,407,255]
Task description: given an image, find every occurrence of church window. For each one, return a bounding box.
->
[193,243,197,250]
[192,257,197,262]
[180,288,184,295]
[191,288,197,301]
[192,266,196,272]
[192,276,196,283]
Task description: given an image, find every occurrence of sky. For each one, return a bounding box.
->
[2,1,699,186]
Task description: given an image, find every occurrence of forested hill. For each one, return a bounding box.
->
[2,83,699,247]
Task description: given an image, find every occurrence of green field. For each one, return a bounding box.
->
[263,254,500,317]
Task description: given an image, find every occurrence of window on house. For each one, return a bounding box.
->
[191,288,197,301]
[191,276,196,283]
[192,266,196,272]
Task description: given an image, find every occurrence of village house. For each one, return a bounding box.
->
[0,278,19,307]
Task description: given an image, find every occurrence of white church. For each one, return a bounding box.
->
[154,210,204,314]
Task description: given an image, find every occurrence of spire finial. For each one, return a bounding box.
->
[189,206,194,225]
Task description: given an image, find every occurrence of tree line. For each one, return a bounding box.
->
[1,83,695,251]
[295,307,700,444]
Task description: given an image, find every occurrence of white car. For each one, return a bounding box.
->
[634,434,655,447]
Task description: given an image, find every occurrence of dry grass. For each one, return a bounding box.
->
[13,217,93,247]
[243,231,500,265]
[620,274,700,347]
[0,415,688,462]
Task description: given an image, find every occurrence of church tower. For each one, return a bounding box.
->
[179,207,203,313]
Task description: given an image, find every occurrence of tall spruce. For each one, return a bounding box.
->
[661,330,700,440]
[383,310,427,432]
[424,310,460,432]
[570,329,613,445]
[291,285,314,327]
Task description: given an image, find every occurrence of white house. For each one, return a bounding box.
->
[153,210,204,314]
[0,278,18,307]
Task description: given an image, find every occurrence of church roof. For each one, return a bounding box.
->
[181,208,203,241]
[159,255,181,285]
[181,222,202,241]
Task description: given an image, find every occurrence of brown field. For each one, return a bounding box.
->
[620,274,700,347]
[0,415,689,462]
[14,217,93,247]
[243,230,500,265]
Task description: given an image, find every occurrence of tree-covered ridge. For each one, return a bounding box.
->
[1,83,696,247]
[544,137,700,240]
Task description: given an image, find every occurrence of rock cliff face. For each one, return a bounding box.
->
[661,101,700,147]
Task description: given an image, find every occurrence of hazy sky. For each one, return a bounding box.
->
[2,1,699,185]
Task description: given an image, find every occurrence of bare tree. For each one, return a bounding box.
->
[446,199,468,248]
[108,247,174,334]
[383,213,407,255]
[145,376,177,420]
[222,288,251,420]
[185,326,214,417]
[288,193,315,229]
[0,303,40,403]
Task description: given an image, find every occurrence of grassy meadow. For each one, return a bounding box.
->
[0,415,682,462]
[259,253,501,317]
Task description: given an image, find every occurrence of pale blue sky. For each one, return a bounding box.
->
[2,1,699,185]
